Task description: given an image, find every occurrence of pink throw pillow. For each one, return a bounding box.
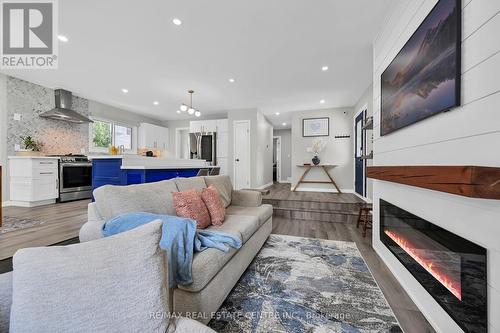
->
[172,189,211,229]
[201,185,226,226]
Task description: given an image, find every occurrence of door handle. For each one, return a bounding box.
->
[235,158,239,162]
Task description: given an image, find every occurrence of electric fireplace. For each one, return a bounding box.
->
[380,199,487,333]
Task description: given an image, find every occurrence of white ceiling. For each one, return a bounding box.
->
[1,0,395,128]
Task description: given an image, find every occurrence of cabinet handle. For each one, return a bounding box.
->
[39,162,54,165]
[56,178,59,190]
[39,172,54,175]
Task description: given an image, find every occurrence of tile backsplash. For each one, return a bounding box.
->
[7,77,90,155]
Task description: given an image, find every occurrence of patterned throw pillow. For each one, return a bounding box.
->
[172,189,211,229]
[201,185,226,226]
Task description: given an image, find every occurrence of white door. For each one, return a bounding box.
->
[233,120,250,190]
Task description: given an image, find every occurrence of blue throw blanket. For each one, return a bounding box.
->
[102,212,242,286]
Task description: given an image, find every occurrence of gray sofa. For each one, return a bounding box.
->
[79,175,273,324]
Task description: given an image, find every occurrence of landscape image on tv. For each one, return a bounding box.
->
[381,0,461,136]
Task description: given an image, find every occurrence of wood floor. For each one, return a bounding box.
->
[0,185,435,332]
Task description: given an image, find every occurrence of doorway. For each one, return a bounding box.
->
[175,128,190,159]
[273,136,281,182]
[233,120,251,190]
[354,108,366,197]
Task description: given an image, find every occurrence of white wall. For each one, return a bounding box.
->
[0,74,7,204]
[162,120,190,156]
[291,107,354,192]
[90,100,161,127]
[353,84,374,199]
[372,1,500,332]
[274,129,292,182]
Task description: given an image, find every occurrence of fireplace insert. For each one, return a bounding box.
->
[380,199,487,333]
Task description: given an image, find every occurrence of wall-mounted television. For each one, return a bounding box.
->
[381,0,461,136]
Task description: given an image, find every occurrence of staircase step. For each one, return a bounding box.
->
[272,207,359,224]
[263,198,361,212]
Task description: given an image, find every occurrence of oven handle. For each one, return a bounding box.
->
[60,163,92,167]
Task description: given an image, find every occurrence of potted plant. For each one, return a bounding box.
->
[16,135,44,156]
[310,138,326,165]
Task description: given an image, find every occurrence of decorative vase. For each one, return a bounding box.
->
[312,155,320,165]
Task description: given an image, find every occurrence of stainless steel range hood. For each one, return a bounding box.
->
[39,89,93,123]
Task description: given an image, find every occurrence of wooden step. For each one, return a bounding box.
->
[272,207,359,224]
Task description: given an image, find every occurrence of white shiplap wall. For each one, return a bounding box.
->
[372,1,500,332]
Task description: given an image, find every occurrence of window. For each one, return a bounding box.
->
[89,119,136,153]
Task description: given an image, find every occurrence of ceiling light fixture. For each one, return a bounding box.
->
[321,66,328,71]
[320,99,325,104]
[121,88,129,94]
[228,78,235,83]
[275,112,280,115]
[172,18,182,26]
[58,35,69,42]
[176,110,181,114]
[153,101,159,106]
[180,90,201,117]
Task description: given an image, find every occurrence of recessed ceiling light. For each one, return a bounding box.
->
[176,110,181,114]
[172,18,182,26]
[321,66,328,71]
[320,99,325,104]
[228,78,235,83]
[275,112,280,115]
[282,122,287,126]
[153,101,159,106]
[57,35,69,42]
[121,88,129,94]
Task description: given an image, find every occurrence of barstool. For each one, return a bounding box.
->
[356,203,373,237]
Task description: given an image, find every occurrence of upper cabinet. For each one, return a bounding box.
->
[139,123,169,150]
[189,120,217,133]
[216,119,228,132]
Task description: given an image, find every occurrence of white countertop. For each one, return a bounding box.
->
[121,165,220,170]
[8,156,60,159]
[88,155,213,169]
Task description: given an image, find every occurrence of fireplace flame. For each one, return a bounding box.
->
[385,230,462,300]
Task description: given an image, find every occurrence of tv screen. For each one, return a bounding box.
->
[381,0,461,136]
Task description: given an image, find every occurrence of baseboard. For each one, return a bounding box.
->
[1,201,12,207]
[255,182,273,190]
[277,180,291,184]
[7,199,56,208]
[294,187,354,194]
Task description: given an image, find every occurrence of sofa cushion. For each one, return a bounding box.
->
[0,272,12,333]
[94,180,178,221]
[175,177,207,192]
[177,246,238,293]
[201,185,226,226]
[173,189,211,229]
[226,204,273,226]
[9,221,170,333]
[203,176,232,208]
[206,214,259,243]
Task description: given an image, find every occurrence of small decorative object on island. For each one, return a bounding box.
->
[16,135,44,156]
[310,138,326,165]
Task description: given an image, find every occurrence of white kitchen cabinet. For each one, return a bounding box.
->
[216,131,228,158]
[217,157,227,175]
[189,120,217,133]
[139,123,169,150]
[9,157,59,207]
[216,119,228,132]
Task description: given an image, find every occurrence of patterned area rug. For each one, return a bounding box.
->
[0,216,46,234]
[208,235,401,333]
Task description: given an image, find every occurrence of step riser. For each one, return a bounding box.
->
[263,199,359,213]
[273,209,358,224]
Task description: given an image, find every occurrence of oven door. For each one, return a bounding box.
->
[60,163,92,193]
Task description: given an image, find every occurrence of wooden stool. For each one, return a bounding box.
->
[356,204,372,237]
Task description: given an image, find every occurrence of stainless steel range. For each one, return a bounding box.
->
[50,154,92,202]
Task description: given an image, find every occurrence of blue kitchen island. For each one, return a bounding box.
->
[90,156,217,193]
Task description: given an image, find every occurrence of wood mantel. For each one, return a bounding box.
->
[367,166,500,200]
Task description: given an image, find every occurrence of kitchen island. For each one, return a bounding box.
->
[90,155,219,193]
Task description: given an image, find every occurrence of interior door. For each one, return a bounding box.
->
[354,111,366,196]
[233,121,250,190]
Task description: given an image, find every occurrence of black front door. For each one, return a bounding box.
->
[354,111,366,196]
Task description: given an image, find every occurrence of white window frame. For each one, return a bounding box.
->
[89,117,138,154]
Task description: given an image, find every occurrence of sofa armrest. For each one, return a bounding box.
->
[231,190,262,207]
[79,203,106,243]
[0,272,12,332]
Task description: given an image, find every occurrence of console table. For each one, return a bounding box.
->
[293,164,342,193]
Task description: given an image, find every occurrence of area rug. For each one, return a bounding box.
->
[0,216,46,234]
[208,234,402,333]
